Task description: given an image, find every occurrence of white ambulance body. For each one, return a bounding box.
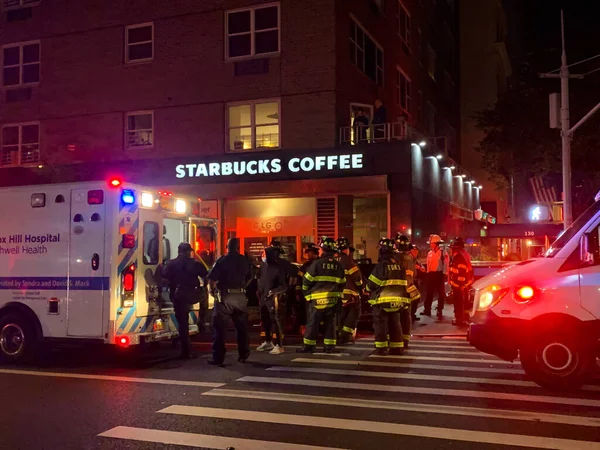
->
[0,180,218,362]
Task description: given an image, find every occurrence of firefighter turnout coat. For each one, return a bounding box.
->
[367,257,410,311]
[338,253,364,304]
[302,255,346,309]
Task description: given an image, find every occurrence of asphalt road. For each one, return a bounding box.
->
[1,332,600,450]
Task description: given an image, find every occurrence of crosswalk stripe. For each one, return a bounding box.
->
[99,426,343,450]
[203,388,600,428]
[236,376,600,407]
[350,342,476,350]
[292,357,526,374]
[0,368,224,388]
[359,338,468,344]
[381,349,497,357]
[158,405,600,450]
[266,366,537,387]
[368,354,521,365]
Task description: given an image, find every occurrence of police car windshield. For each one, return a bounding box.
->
[544,200,600,257]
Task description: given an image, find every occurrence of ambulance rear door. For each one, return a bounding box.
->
[137,208,164,318]
[67,188,107,337]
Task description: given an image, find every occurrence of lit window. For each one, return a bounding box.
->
[398,1,411,54]
[226,4,280,60]
[349,18,384,87]
[427,45,436,80]
[126,111,153,149]
[228,100,280,151]
[2,41,40,87]
[1,122,40,167]
[126,23,153,63]
[2,0,39,10]
[396,68,411,114]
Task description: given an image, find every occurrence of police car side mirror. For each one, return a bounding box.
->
[579,232,599,266]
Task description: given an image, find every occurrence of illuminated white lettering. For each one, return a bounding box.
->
[176,165,186,178]
[185,164,196,177]
[222,162,233,176]
[258,160,270,173]
[247,160,258,175]
[339,155,350,169]
[327,155,338,169]
[271,158,282,173]
[233,161,246,175]
[208,163,220,176]
[195,164,208,177]
[300,157,315,171]
[315,156,326,170]
[288,158,300,172]
[352,154,363,169]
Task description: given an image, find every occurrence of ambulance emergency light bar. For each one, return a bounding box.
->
[108,178,188,214]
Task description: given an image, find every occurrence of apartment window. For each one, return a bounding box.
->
[1,123,39,167]
[396,69,411,114]
[349,18,384,87]
[2,41,40,87]
[427,101,436,136]
[226,4,280,60]
[427,45,436,80]
[228,100,280,151]
[398,1,411,54]
[2,0,39,10]
[126,23,153,63]
[126,111,153,149]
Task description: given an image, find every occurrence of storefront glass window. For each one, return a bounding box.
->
[352,195,388,262]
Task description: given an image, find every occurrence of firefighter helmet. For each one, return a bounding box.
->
[427,234,444,244]
[319,236,338,252]
[304,243,320,255]
[378,238,396,253]
[451,237,465,249]
[395,233,411,252]
[336,237,351,251]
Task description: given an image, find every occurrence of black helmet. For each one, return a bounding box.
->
[269,239,282,248]
[395,233,411,252]
[336,237,350,251]
[451,237,465,249]
[319,236,337,252]
[304,243,320,255]
[178,242,193,254]
[378,238,395,253]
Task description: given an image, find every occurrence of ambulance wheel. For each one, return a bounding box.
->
[520,331,594,391]
[0,313,39,363]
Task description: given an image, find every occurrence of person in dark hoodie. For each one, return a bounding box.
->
[372,99,387,141]
[256,246,288,354]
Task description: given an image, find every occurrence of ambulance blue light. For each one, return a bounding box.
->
[121,190,135,205]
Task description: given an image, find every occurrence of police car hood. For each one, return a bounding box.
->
[472,259,542,290]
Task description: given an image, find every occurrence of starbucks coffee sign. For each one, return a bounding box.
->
[175,153,364,179]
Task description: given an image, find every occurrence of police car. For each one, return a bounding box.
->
[0,180,218,363]
[469,191,600,390]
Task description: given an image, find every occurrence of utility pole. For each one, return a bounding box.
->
[540,11,599,230]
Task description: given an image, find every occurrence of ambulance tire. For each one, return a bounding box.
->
[0,313,40,364]
[520,331,594,391]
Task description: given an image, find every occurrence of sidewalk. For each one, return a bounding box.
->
[411,302,468,338]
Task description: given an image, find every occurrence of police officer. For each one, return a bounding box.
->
[207,238,253,366]
[336,237,364,345]
[256,246,288,354]
[395,234,419,348]
[367,238,410,355]
[295,243,320,335]
[408,244,426,322]
[270,239,300,286]
[297,237,346,354]
[163,243,208,359]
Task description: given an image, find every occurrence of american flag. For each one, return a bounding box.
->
[529,175,558,204]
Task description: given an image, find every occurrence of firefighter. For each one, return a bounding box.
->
[449,237,474,326]
[295,243,320,335]
[367,238,410,355]
[336,236,364,345]
[408,244,426,322]
[297,237,346,354]
[395,234,419,348]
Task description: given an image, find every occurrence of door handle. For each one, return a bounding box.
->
[92,253,100,271]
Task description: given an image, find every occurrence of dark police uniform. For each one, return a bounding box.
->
[163,244,208,358]
[257,247,288,347]
[207,238,253,364]
[300,239,346,352]
[295,244,320,329]
[367,238,410,355]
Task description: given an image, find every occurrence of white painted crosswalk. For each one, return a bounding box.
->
[99,336,600,450]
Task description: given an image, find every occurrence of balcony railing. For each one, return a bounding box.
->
[339,121,408,145]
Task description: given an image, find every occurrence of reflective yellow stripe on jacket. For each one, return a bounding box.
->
[304,273,346,284]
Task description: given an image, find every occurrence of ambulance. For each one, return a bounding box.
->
[0,179,218,362]
[469,190,600,390]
